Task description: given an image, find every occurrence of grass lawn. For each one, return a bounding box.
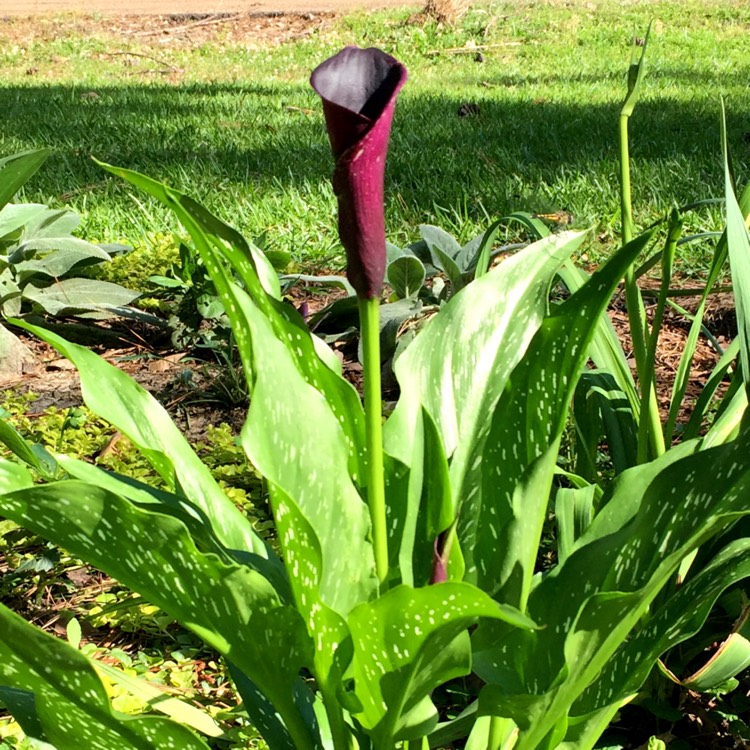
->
[0,0,748,277]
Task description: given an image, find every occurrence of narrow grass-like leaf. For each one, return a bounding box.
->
[665,181,750,442]
[0,601,210,750]
[92,661,224,738]
[0,149,50,211]
[573,371,638,479]
[722,110,750,387]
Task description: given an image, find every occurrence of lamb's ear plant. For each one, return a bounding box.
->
[0,148,139,322]
[2,44,750,750]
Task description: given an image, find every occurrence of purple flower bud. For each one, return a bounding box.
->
[311,47,407,299]
[429,528,450,585]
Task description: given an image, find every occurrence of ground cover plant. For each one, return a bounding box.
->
[1,11,750,746]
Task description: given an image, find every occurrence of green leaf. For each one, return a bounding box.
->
[419,224,462,260]
[99,163,366,485]
[387,255,426,300]
[464,231,651,604]
[22,278,139,316]
[575,539,750,712]
[0,149,50,212]
[476,428,750,749]
[0,480,319,747]
[0,203,49,241]
[0,601,210,750]
[621,24,651,118]
[386,231,586,485]
[722,106,750,388]
[281,273,356,297]
[13,238,112,279]
[93,661,224,738]
[238,289,376,618]
[0,420,47,477]
[8,320,278,578]
[347,583,534,746]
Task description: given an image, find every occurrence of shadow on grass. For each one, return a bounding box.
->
[0,81,748,233]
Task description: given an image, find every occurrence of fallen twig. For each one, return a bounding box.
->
[105,51,182,73]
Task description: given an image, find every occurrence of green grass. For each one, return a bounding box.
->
[1,0,748,275]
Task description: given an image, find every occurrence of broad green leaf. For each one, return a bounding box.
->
[238,287,376,618]
[9,321,278,577]
[227,663,317,750]
[419,224,462,260]
[0,481,319,748]
[22,278,139,316]
[0,203,48,240]
[347,583,534,746]
[574,539,750,713]
[462,231,651,602]
[0,686,46,742]
[16,206,81,240]
[431,246,463,289]
[54,455,250,573]
[0,456,34,494]
[454,232,486,274]
[0,149,50,212]
[0,601,210,750]
[13,239,111,279]
[100,163,366,484]
[476,428,750,749]
[387,255,425,299]
[386,231,586,492]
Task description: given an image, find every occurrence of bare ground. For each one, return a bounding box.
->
[2,0,408,17]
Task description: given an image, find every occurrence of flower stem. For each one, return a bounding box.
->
[358,295,388,584]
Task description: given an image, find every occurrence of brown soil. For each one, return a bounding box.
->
[2,0,408,18]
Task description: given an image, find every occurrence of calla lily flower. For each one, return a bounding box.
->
[311,46,407,299]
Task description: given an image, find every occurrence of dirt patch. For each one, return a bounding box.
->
[0,10,347,49]
[1,0,409,18]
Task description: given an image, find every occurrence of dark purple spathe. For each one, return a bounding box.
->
[311,47,407,299]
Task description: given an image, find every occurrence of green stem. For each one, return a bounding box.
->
[321,684,354,750]
[359,295,388,584]
[637,212,681,462]
[619,113,665,461]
